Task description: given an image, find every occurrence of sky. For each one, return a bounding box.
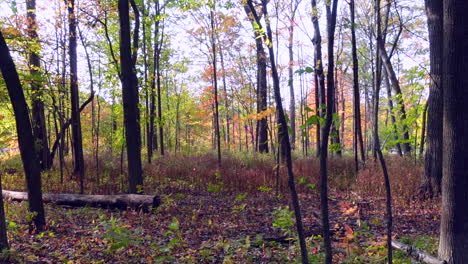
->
[0,0,428,109]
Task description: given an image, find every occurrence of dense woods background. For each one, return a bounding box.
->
[0,0,466,263]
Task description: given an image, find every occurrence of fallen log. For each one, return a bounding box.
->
[2,190,160,210]
[391,240,446,264]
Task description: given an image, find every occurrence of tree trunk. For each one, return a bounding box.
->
[419,102,428,157]
[318,1,339,263]
[155,9,165,157]
[246,1,309,263]
[210,9,221,166]
[378,40,412,155]
[350,0,365,169]
[288,22,296,150]
[385,71,403,156]
[0,30,46,231]
[244,5,269,154]
[118,0,143,194]
[392,240,445,264]
[421,0,443,198]
[218,46,231,150]
[375,1,393,262]
[67,0,85,193]
[27,0,51,171]
[438,0,468,262]
[311,0,326,158]
[2,190,160,210]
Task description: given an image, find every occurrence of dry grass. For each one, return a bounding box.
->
[354,156,423,202]
[0,151,423,202]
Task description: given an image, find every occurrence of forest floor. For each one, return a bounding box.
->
[0,153,440,263]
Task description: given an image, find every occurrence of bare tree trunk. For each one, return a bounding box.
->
[210,9,221,166]
[246,1,309,263]
[219,47,231,150]
[318,1,339,262]
[375,1,393,262]
[67,0,85,193]
[27,0,51,171]
[438,0,468,262]
[0,31,46,231]
[350,0,365,169]
[118,0,143,194]
[288,16,296,150]
[244,6,269,154]
[311,0,326,158]
[419,102,428,157]
[421,0,443,198]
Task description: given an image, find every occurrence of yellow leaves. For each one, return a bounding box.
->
[243,108,275,121]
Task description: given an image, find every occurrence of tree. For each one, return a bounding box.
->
[27,0,51,171]
[374,0,393,262]
[118,0,144,194]
[377,39,412,156]
[421,0,442,198]
[311,0,325,157]
[285,0,302,150]
[0,30,46,231]
[318,0,339,262]
[67,0,85,193]
[350,0,365,171]
[153,0,166,157]
[210,7,222,166]
[243,4,268,153]
[438,0,468,262]
[245,1,309,263]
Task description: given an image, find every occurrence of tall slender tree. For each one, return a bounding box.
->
[67,0,85,193]
[246,1,309,263]
[0,30,46,231]
[27,0,51,171]
[118,0,143,193]
[374,0,393,262]
[311,0,325,157]
[350,0,365,171]
[210,7,221,165]
[319,0,339,262]
[286,0,301,150]
[243,4,268,153]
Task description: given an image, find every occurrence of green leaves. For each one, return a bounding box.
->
[295,66,314,75]
[272,206,295,237]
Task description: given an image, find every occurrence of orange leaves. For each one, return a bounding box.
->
[242,108,275,121]
[344,224,354,240]
[2,26,22,38]
[339,201,358,217]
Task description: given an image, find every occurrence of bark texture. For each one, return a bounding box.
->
[438,0,468,263]
[2,190,160,210]
[118,0,143,194]
[422,0,443,198]
[0,31,46,231]
[68,0,85,193]
[27,0,51,171]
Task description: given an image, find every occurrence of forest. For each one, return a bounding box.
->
[0,0,466,263]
